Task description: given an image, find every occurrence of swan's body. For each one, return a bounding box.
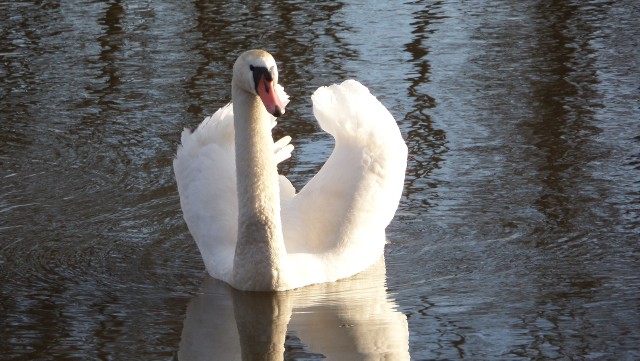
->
[174,50,407,291]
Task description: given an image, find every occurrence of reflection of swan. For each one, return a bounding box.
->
[174,50,407,291]
[178,259,409,360]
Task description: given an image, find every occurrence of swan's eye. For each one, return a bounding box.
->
[249,65,255,71]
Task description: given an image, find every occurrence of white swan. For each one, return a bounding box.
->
[174,50,407,291]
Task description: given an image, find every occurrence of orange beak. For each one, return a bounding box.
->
[257,75,285,117]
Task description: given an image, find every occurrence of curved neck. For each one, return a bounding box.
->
[232,84,286,290]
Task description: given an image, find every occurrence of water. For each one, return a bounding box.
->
[1,0,638,359]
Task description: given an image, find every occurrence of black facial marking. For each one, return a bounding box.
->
[249,66,273,93]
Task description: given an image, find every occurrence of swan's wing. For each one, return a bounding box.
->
[282,80,407,272]
[174,104,238,280]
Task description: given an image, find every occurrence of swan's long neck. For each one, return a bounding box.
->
[232,84,287,290]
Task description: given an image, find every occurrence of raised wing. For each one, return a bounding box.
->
[281,80,407,273]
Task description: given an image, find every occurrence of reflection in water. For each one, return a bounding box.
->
[527,1,607,236]
[397,1,640,358]
[179,260,409,360]
[402,2,447,211]
[96,0,124,91]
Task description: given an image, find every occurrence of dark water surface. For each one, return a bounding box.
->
[1,0,639,359]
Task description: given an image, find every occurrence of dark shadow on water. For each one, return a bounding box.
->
[179,259,409,361]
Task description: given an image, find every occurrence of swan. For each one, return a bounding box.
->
[174,50,407,291]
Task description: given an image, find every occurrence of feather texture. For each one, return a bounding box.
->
[174,51,406,290]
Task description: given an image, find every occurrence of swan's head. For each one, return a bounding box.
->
[233,50,285,117]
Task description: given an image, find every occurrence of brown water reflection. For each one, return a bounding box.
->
[1,0,639,359]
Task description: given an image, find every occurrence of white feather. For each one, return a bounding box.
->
[174,51,407,290]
